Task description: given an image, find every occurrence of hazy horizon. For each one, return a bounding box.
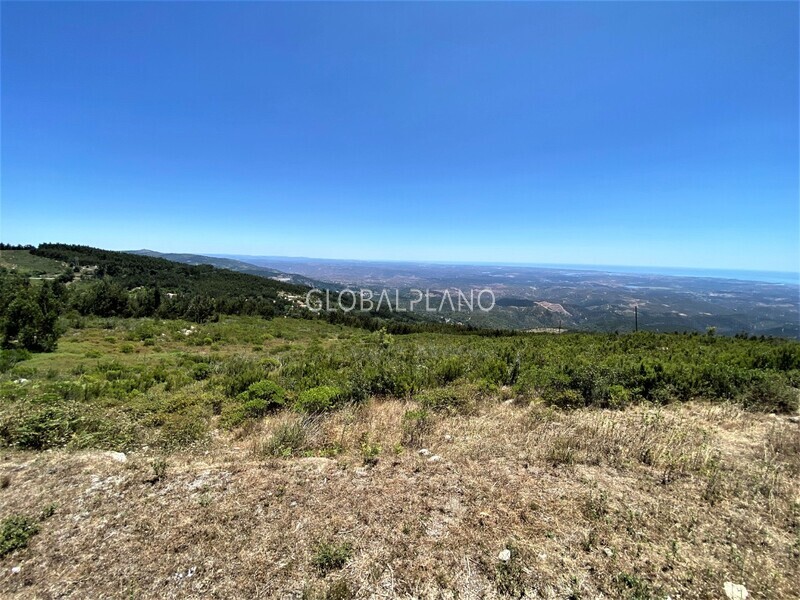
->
[212,251,800,286]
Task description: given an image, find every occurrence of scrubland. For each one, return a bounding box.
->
[0,316,798,598]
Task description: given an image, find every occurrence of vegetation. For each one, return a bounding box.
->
[312,541,353,575]
[0,313,797,453]
[0,514,43,558]
[0,244,797,597]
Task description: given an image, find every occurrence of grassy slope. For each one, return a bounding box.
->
[0,250,67,277]
[0,317,798,598]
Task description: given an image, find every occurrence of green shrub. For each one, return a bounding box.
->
[295,386,342,414]
[223,380,287,428]
[220,357,271,397]
[542,388,586,410]
[150,457,168,481]
[741,373,798,413]
[0,349,31,373]
[0,399,83,450]
[0,515,39,557]
[607,384,633,409]
[191,363,212,381]
[158,412,208,448]
[417,384,477,414]
[432,356,465,385]
[242,380,286,412]
[312,541,353,575]
[360,440,381,466]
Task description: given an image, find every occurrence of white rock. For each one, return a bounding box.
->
[443,434,452,442]
[603,547,613,557]
[787,416,800,424]
[11,566,21,574]
[13,378,28,385]
[724,582,749,600]
[428,455,442,462]
[418,448,431,456]
[106,451,127,463]
[498,549,511,562]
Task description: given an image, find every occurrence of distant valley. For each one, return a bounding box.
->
[217,255,800,337]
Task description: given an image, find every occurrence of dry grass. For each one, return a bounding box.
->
[0,400,798,599]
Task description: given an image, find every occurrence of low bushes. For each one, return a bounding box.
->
[221,379,287,427]
[295,385,342,414]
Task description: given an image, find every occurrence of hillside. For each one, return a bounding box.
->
[0,249,67,277]
[0,316,798,598]
[32,244,309,299]
[128,249,330,289]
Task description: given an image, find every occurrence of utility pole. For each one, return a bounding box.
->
[635,305,638,332]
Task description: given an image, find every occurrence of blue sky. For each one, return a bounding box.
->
[2,2,798,272]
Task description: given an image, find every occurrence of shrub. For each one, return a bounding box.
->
[401,409,431,448]
[150,457,168,481]
[0,399,83,450]
[220,357,272,397]
[242,380,286,411]
[295,386,342,414]
[0,349,31,373]
[223,380,287,427]
[607,384,633,409]
[0,515,39,557]
[741,373,798,413]
[191,363,211,381]
[432,356,465,385]
[417,384,477,414]
[312,541,353,575]
[360,440,381,466]
[542,388,585,410]
[260,419,310,457]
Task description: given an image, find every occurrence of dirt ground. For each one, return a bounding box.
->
[1,400,798,599]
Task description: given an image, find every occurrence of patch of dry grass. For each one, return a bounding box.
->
[0,400,798,598]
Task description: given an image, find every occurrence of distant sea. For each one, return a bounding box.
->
[220,254,800,287]
[518,264,800,286]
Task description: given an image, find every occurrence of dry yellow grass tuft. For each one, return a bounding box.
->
[0,399,798,598]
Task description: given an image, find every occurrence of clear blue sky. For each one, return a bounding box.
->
[2,2,798,272]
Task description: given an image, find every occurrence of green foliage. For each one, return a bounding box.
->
[0,349,31,373]
[222,380,286,428]
[0,514,40,558]
[150,457,168,481]
[614,572,656,599]
[1,312,799,458]
[220,357,273,397]
[417,383,478,414]
[741,372,798,413]
[295,385,342,414]
[158,412,208,448]
[32,243,307,321]
[311,541,353,575]
[360,439,381,466]
[0,399,83,450]
[0,275,62,352]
